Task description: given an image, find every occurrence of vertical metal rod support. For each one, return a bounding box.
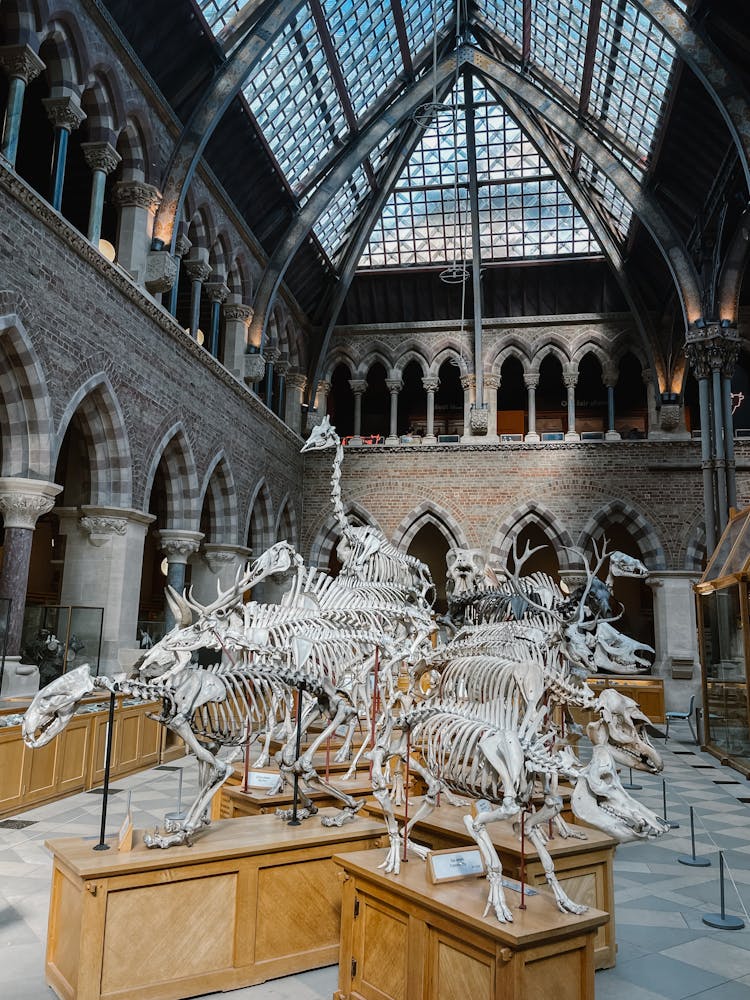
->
[94,691,117,851]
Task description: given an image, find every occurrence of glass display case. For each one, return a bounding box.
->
[20,605,104,685]
[696,508,750,774]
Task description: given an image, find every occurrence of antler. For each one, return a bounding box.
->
[503,538,566,622]
[561,537,612,626]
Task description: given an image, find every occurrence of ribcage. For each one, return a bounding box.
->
[190,667,289,746]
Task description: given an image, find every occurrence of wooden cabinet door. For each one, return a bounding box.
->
[0,728,26,813]
[25,735,59,803]
[58,716,91,795]
[116,708,142,775]
[139,707,161,767]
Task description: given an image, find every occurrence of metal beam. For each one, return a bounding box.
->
[248,45,702,353]
[464,70,485,409]
[390,0,414,78]
[522,0,532,66]
[309,0,358,134]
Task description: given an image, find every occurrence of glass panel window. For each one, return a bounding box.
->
[578,154,633,240]
[531,0,590,97]
[701,587,750,764]
[474,0,524,49]
[315,164,370,261]
[198,0,253,33]
[400,0,455,61]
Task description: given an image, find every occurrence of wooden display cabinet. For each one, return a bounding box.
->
[580,676,665,724]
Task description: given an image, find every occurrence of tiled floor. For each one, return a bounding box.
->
[3,723,750,998]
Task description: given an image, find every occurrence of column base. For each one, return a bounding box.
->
[564,431,580,442]
[385,435,400,446]
[604,430,621,441]
[422,434,437,445]
[0,656,40,698]
[524,432,540,443]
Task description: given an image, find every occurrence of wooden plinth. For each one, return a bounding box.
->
[364,797,616,970]
[44,812,385,1000]
[217,774,374,819]
[334,849,607,1000]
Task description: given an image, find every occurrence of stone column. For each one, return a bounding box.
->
[312,379,331,423]
[284,371,307,435]
[460,373,476,442]
[42,94,86,210]
[422,375,439,444]
[243,349,266,394]
[169,229,191,316]
[720,338,740,511]
[0,44,45,167]
[112,180,161,284]
[205,280,229,358]
[563,365,579,441]
[156,530,203,627]
[264,346,279,409]
[524,372,540,443]
[349,379,367,445]
[183,253,211,341]
[0,478,62,658]
[647,571,701,711]
[57,506,155,675]
[223,299,253,378]
[602,363,621,441]
[80,141,121,246]
[642,367,659,439]
[189,544,252,607]
[275,357,289,419]
[385,378,402,445]
[483,373,501,443]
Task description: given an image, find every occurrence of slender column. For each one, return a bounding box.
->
[563,365,579,441]
[205,280,229,358]
[463,72,485,415]
[264,346,280,409]
[223,299,253,378]
[156,530,203,627]
[349,379,367,445]
[112,180,161,284]
[284,371,307,435]
[721,340,740,510]
[80,141,121,245]
[642,367,659,438]
[42,94,86,210]
[314,379,331,420]
[483,373,501,443]
[275,357,289,419]
[685,339,717,552]
[0,45,45,167]
[422,375,440,445]
[169,229,191,315]
[183,254,211,341]
[711,362,729,531]
[647,571,701,711]
[385,378,402,445]
[0,478,62,658]
[602,362,621,441]
[57,506,155,675]
[524,372,540,443]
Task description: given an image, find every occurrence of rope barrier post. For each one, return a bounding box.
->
[93,691,117,851]
[519,810,527,911]
[288,682,305,827]
[402,732,411,863]
[662,778,680,829]
[702,852,745,930]
[242,716,251,793]
[370,647,380,782]
[677,806,711,867]
[622,766,642,791]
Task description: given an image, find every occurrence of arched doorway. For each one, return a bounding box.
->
[407,522,451,613]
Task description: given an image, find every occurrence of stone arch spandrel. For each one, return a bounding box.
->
[490,501,576,571]
[142,422,200,530]
[392,500,468,553]
[576,499,668,571]
[244,478,275,554]
[199,451,239,545]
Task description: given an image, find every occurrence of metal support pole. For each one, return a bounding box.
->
[288,682,305,827]
[703,852,744,929]
[50,126,69,211]
[678,806,711,867]
[722,374,737,510]
[464,71,484,410]
[94,691,117,850]
[711,366,728,531]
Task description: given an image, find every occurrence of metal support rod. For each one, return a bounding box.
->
[463,70,484,410]
[402,731,411,863]
[288,683,305,827]
[662,778,679,829]
[702,852,744,929]
[722,374,737,510]
[519,810,526,910]
[94,691,117,851]
[622,766,642,791]
[678,806,711,867]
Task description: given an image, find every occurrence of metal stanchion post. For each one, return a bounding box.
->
[94,691,117,851]
[703,852,744,929]
[677,807,711,867]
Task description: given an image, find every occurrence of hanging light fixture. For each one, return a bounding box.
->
[412,0,461,127]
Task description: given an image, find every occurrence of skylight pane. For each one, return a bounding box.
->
[324,0,403,120]
[400,0,454,61]
[578,154,634,239]
[361,185,471,268]
[590,0,676,161]
[242,5,348,190]
[474,94,546,181]
[404,105,467,186]
[315,164,370,261]
[198,0,252,33]
[531,0,590,97]
[475,0,524,49]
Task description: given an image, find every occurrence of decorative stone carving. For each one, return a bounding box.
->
[422,376,440,393]
[205,281,230,305]
[469,405,489,434]
[183,258,212,284]
[349,379,368,394]
[287,371,307,394]
[563,366,579,389]
[112,181,161,211]
[460,374,476,392]
[224,303,253,325]
[685,325,741,380]
[385,378,403,394]
[244,352,266,383]
[202,548,236,575]
[275,356,290,378]
[156,530,203,564]
[80,141,121,175]
[659,404,681,432]
[79,515,128,546]
[601,363,618,388]
[0,479,62,529]
[524,372,540,389]
[145,250,178,294]
[483,373,501,391]
[0,44,45,84]
[42,95,86,132]
[174,232,192,258]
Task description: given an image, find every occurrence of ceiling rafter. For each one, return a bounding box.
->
[572,0,603,175]
[522,0,531,65]
[308,0,359,135]
[390,0,415,77]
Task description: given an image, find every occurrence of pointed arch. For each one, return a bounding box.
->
[490,501,576,570]
[357,350,392,380]
[683,517,707,573]
[394,348,429,379]
[198,451,239,545]
[116,114,151,182]
[392,500,468,553]
[572,342,610,370]
[0,308,53,479]
[142,423,200,530]
[274,493,298,546]
[244,478,274,554]
[324,350,357,382]
[577,499,667,570]
[430,343,470,376]
[82,66,125,141]
[491,340,533,375]
[307,500,381,569]
[54,373,132,507]
[39,17,87,93]
[1,0,49,45]
[533,342,570,371]
[209,232,231,280]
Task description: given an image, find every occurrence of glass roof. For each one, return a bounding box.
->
[197,0,680,269]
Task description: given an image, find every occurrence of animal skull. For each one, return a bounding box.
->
[22,664,95,748]
[446,548,487,598]
[596,688,663,773]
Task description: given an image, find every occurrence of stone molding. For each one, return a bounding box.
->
[79,515,128,546]
[287,371,307,393]
[81,141,121,175]
[42,95,86,132]
[0,478,62,529]
[112,180,161,211]
[0,44,45,83]
[156,529,204,564]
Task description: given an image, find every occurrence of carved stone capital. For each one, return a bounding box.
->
[0,44,45,84]
[385,379,403,394]
[183,258,212,284]
[601,363,618,388]
[563,365,578,389]
[224,303,253,325]
[42,94,86,132]
[112,180,161,211]
[79,514,128,546]
[524,372,540,390]
[0,478,62,529]
[144,250,178,294]
[264,346,281,365]
[287,371,307,394]
[469,406,489,434]
[205,281,230,305]
[316,379,331,396]
[156,529,203,564]
[81,141,121,175]
[349,379,368,394]
[202,546,237,574]
[460,374,476,392]
[483,373,501,391]
[174,232,192,258]
[422,376,440,393]
[659,404,681,432]
[275,358,290,378]
[244,352,266,383]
